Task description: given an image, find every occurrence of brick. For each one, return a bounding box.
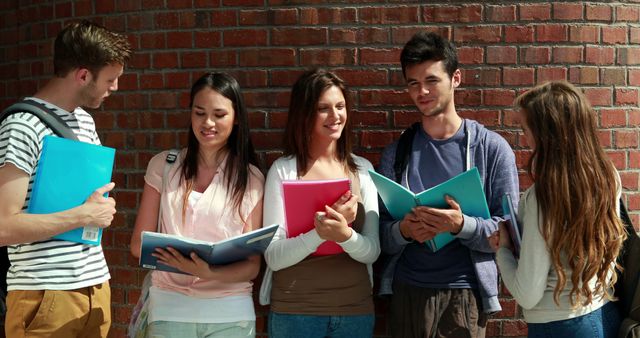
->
[223,29,268,47]
[483,89,516,106]
[586,4,612,21]
[140,32,165,49]
[251,131,284,150]
[181,51,207,68]
[619,48,640,65]
[300,7,357,25]
[360,131,397,148]
[602,27,627,44]
[226,70,268,88]
[392,27,450,44]
[211,10,237,26]
[553,46,583,63]
[487,46,517,64]
[266,8,297,25]
[270,70,306,87]
[537,67,567,83]
[487,5,516,22]
[239,9,268,25]
[520,4,551,21]
[333,69,388,87]
[584,88,612,106]
[300,48,356,66]
[454,26,502,43]
[505,26,534,43]
[458,47,484,65]
[55,2,73,17]
[96,0,115,14]
[616,89,639,105]
[332,27,389,45]
[553,3,583,20]
[359,89,412,106]
[423,5,483,23]
[598,130,613,148]
[360,48,402,65]
[601,68,627,85]
[630,69,640,86]
[455,89,482,106]
[631,109,640,125]
[140,73,163,89]
[503,68,535,86]
[585,46,615,65]
[167,0,191,8]
[521,47,551,64]
[462,68,501,86]
[166,31,192,48]
[536,24,568,42]
[599,109,627,128]
[164,72,191,89]
[616,130,639,148]
[179,11,197,28]
[223,0,263,6]
[155,12,180,29]
[621,171,640,190]
[209,50,237,66]
[74,1,93,16]
[351,110,388,128]
[631,27,640,44]
[631,150,640,169]
[244,90,289,108]
[359,6,420,24]
[153,52,179,69]
[194,31,221,48]
[617,6,640,22]
[150,93,178,109]
[272,28,327,46]
[569,26,599,43]
[239,49,295,67]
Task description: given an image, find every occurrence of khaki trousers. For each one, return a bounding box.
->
[5,281,111,338]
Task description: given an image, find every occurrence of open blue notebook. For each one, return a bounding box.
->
[369,167,491,252]
[27,135,115,245]
[139,224,279,274]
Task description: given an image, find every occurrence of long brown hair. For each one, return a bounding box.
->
[283,68,357,175]
[180,73,259,222]
[516,81,626,307]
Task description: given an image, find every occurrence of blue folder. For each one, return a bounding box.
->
[369,167,491,251]
[27,135,115,245]
[139,224,280,274]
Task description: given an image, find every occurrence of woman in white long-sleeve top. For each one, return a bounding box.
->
[489,81,625,338]
[259,69,380,338]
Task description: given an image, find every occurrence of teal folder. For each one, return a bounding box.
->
[369,167,491,251]
[27,135,115,245]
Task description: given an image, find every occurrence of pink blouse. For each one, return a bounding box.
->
[144,149,264,298]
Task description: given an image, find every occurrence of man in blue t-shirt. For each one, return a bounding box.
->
[378,32,519,338]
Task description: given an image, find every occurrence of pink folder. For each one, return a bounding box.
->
[282,178,351,256]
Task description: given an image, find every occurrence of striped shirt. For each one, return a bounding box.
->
[0,97,110,290]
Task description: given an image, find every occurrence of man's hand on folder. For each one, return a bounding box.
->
[399,212,436,243]
[412,195,464,235]
[82,182,117,228]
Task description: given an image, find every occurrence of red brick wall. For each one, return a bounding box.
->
[0,1,639,337]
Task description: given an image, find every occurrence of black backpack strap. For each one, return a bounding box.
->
[0,99,78,141]
[620,198,635,231]
[393,122,421,184]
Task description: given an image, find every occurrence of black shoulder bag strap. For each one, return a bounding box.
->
[393,122,421,184]
[0,99,78,141]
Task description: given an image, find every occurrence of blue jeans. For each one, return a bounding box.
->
[528,301,621,338]
[268,312,374,338]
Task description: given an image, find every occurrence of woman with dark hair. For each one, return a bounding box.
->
[259,69,380,338]
[489,80,626,338]
[130,73,264,337]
